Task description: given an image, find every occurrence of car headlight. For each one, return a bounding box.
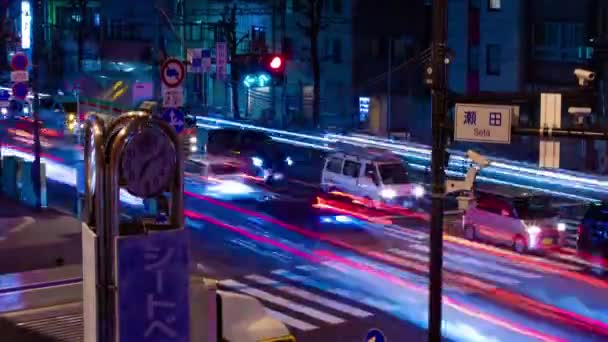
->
[285,156,293,166]
[189,136,197,144]
[22,107,29,114]
[1,108,7,115]
[413,185,425,198]
[252,156,263,168]
[526,226,541,235]
[68,114,75,121]
[190,145,198,152]
[380,189,397,199]
[557,223,567,232]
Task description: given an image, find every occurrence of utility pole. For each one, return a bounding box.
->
[387,37,392,135]
[32,0,44,210]
[280,0,286,128]
[271,0,277,124]
[428,0,448,340]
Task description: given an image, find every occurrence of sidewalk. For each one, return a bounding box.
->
[0,196,82,274]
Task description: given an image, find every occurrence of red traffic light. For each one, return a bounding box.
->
[269,56,282,69]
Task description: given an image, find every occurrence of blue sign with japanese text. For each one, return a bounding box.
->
[116,229,190,342]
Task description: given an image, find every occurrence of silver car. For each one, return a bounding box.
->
[462,186,567,253]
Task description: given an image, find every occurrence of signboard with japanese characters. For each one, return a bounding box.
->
[116,230,190,342]
[454,103,512,144]
[215,42,227,80]
[187,48,202,73]
[162,86,184,108]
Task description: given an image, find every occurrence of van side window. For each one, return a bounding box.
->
[327,158,343,173]
[343,160,361,178]
[365,164,379,184]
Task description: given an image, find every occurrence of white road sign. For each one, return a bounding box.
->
[162,87,184,108]
[11,70,29,83]
[455,103,512,144]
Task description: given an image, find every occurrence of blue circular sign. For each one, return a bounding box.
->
[12,82,28,100]
[366,328,386,342]
[162,108,185,133]
[11,53,28,70]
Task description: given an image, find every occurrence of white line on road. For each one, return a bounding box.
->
[265,308,319,331]
[387,248,521,286]
[271,269,402,312]
[10,216,35,232]
[220,279,345,325]
[408,244,542,279]
[245,274,373,318]
[384,225,427,239]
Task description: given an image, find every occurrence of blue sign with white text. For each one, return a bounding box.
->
[162,108,185,133]
[366,328,386,342]
[116,230,190,342]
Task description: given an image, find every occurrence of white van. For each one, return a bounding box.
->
[320,148,425,208]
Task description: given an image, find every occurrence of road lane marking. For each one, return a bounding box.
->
[409,244,542,279]
[271,269,402,312]
[7,216,35,234]
[384,225,426,239]
[380,230,421,244]
[444,241,584,272]
[387,248,521,286]
[265,308,319,331]
[220,279,345,324]
[245,274,373,318]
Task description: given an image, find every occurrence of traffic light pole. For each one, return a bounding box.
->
[429,0,448,340]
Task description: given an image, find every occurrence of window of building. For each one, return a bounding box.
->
[332,38,342,63]
[343,160,361,178]
[562,23,584,48]
[333,0,342,14]
[488,0,501,11]
[468,45,479,72]
[486,44,501,75]
[327,158,343,173]
[251,26,266,52]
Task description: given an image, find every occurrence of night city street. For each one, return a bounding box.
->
[2,0,608,341]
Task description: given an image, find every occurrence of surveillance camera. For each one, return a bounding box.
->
[574,68,595,86]
[466,150,490,168]
[445,167,480,194]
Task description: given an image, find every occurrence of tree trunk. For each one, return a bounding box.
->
[311,33,321,128]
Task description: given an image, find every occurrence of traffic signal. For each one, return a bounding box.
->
[262,54,285,82]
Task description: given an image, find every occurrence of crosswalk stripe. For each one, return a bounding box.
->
[220,279,345,325]
[380,230,421,244]
[271,269,402,312]
[245,274,373,318]
[408,244,542,279]
[444,241,584,272]
[387,248,521,286]
[265,308,319,331]
[384,225,426,239]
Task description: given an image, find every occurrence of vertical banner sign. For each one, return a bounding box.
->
[215,42,227,80]
[116,230,190,342]
[201,49,211,74]
[21,1,32,49]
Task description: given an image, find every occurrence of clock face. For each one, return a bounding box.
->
[120,127,176,198]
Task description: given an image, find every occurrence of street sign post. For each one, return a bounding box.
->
[11,70,29,83]
[12,82,29,100]
[162,87,184,108]
[161,58,186,88]
[454,103,512,144]
[11,52,29,70]
[162,108,185,134]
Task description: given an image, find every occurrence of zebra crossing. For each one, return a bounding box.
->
[373,223,601,285]
[217,267,377,332]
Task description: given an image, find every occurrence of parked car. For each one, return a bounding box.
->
[463,185,567,253]
[577,202,608,273]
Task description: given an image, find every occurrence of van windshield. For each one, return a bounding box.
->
[513,196,557,219]
[378,163,409,185]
